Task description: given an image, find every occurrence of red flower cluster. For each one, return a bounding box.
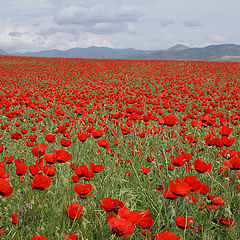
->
[67,204,84,220]
[106,207,154,237]
[74,183,93,198]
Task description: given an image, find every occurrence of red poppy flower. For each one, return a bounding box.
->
[183,175,203,193]
[116,207,140,226]
[162,187,178,200]
[171,154,187,167]
[56,125,67,134]
[71,175,81,182]
[100,197,125,213]
[70,162,79,170]
[4,155,14,164]
[138,131,146,138]
[219,217,236,227]
[193,158,212,173]
[200,182,210,195]
[31,235,50,240]
[211,195,225,205]
[12,214,17,224]
[0,166,6,178]
[31,143,48,157]
[28,164,40,176]
[77,132,90,142]
[45,134,56,142]
[32,174,51,190]
[228,156,240,170]
[0,228,5,236]
[0,178,14,197]
[43,153,56,164]
[169,131,177,138]
[188,195,199,204]
[137,210,154,229]
[31,126,37,132]
[142,167,150,174]
[89,162,105,173]
[190,120,201,127]
[200,115,216,126]
[15,122,21,127]
[155,232,180,240]
[211,137,224,147]
[221,136,235,147]
[74,165,94,178]
[74,183,93,198]
[163,116,178,126]
[219,126,233,137]
[64,232,81,240]
[16,162,28,176]
[20,128,28,134]
[97,139,110,150]
[26,140,34,147]
[143,115,151,122]
[175,216,194,229]
[147,156,154,162]
[53,149,72,163]
[121,128,131,135]
[169,180,191,197]
[67,204,84,220]
[107,215,135,237]
[91,129,104,139]
[59,138,72,147]
[10,132,22,140]
[43,166,56,177]
[29,134,37,142]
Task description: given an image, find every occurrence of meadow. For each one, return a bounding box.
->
[0,55,240,240]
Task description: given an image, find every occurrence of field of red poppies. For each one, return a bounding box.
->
[0,55,240,240]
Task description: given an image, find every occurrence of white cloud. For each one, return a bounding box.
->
[0,0,239,52]
[183,20,202,27]
[204,35,227,44]
[54,4,143,26]
[8,31,22,37]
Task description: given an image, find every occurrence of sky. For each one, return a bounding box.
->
[0,0,239,53]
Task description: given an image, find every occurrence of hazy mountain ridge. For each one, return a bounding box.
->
[131,44,240,61]
[12,46,152,59]
[1,44,240,61]
[167,44,190,51]
[0,49,7,55]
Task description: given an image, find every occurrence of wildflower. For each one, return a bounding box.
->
[100,197,125,213]
[0,178,14,197]
[74,183,93,199]
[175,216,194,229]
[67,204,84,220]
[32,174,51,190]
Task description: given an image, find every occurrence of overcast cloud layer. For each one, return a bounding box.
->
[0,0,239,53]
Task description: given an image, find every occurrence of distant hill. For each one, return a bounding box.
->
[167,44,189,51]
[0,49,7,55]
[1,44,240,61]
[13,46,153,59]
[132,44,240,61]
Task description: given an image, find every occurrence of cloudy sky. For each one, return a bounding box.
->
[0,0,239,53]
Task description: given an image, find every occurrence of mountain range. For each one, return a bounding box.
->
[1,44,240,61]
[0,49,7,55]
